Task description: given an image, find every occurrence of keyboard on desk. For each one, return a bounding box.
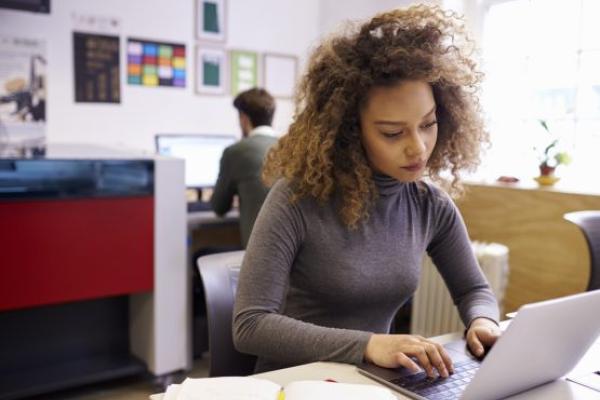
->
[390,359,479,400]
[187,201,212,212]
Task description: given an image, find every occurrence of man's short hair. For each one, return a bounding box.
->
[233,88,275,127]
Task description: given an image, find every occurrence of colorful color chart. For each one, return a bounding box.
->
[127,38,186,88]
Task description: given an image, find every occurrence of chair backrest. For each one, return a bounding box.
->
[564,210,600,291]
[197,250,257,376]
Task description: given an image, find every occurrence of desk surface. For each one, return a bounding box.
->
[187,209,239,229]
[254,332,600,399]
[151,327,600,399]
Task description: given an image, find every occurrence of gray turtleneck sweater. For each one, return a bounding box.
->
[233,175,499,373]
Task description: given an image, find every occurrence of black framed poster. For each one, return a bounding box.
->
[73,32,120,103]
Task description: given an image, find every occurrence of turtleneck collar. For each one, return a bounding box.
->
[373,173,405,195]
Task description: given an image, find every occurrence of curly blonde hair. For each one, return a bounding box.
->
[263,4,488,228]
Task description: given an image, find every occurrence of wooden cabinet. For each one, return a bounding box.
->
[456,183,600,312]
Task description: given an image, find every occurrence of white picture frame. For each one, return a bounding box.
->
[195,45,228,95]
[263,53,298,99]
[230,49,259,96]
[195,0,226,42]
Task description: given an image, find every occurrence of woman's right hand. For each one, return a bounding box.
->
[364,334,454,378]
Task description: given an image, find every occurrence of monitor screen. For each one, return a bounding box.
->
[155,134,237,188]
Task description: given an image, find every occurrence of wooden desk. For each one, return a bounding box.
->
[187,210,241,253]
[457,182,600,312]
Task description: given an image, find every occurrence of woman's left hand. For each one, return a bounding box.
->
[466,317,501,358]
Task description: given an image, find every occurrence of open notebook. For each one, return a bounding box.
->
[163,376,396,400]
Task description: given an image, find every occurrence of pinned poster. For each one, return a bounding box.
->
[230,50,258,96]
[127,38,186,88]
[73,32,120,103]
[0,35,47,152]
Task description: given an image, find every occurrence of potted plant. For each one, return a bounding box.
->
[535,120,571,185]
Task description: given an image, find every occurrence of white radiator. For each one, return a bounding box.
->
[410,242,509,337]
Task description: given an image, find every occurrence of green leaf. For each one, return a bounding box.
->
[555,152,572,165]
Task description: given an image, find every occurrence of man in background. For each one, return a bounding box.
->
[211,87,278,248]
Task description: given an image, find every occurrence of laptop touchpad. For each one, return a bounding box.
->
[444,339,477,363]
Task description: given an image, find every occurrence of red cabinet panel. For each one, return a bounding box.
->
[0,197,154,311]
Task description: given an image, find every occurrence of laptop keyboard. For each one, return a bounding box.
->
[390,359,479,400]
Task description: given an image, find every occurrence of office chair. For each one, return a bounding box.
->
[564,210,600,291]
[197,250,257,376]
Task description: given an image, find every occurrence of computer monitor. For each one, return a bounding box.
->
[155,134,237,189]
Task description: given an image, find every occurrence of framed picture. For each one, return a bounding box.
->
[73,32,120,102]
[263,53,298,99]
[195,45,228,95]
[230,49,258,96]
[0,0,50,13]
[195,0,226,42]
[127,38,186,88]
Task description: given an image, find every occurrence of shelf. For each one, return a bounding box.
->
[0,354,146,400]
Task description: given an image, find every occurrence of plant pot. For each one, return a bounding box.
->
[536,164,559,186]
[539,164,556,176]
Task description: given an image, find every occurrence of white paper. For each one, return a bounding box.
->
[284,380,396,400]
[177,377,281,400]
[163,383,181,400]
[238,55,255,69]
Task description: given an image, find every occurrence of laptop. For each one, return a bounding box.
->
[358,289,600,400]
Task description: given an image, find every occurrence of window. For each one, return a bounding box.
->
[468,0,600,182]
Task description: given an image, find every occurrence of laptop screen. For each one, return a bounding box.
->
[155,134,237,189]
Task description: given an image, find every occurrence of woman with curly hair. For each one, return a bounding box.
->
[233,4,501,377]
